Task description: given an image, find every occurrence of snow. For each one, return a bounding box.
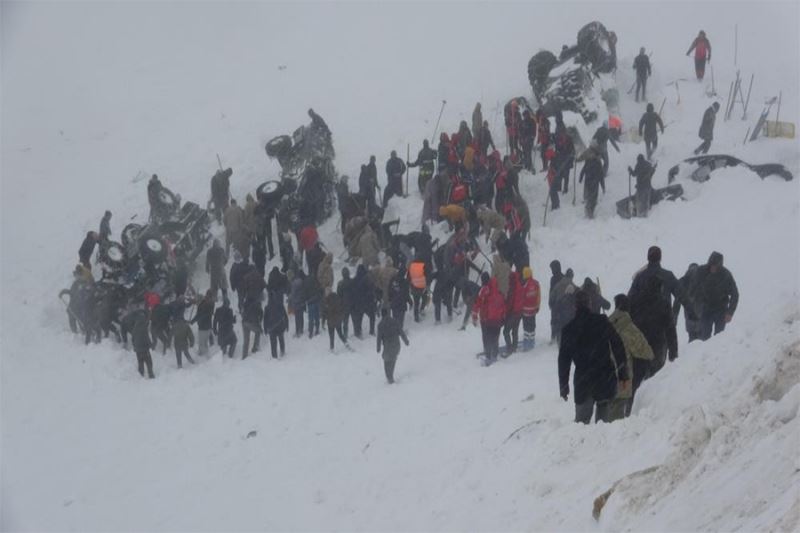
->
[2,2,799,531]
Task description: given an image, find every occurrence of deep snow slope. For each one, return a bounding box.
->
[2,2,799,531]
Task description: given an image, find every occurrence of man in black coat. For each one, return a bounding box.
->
[262,291,288,358]
[673,263,702,341]
[579,151,605,219]
[213,298,237,358]
[150,301,172,355]
[206,239,228,300]
[132,312,155,379]
[210,168,232,223]
[638,103,665,160]
[337,267,354,338]
[628,246,681,309]
[591,125,620,176]
[78,231,99,269]
[628,154,655,217]
[241,296,263,359]
[695,252,739,340]
[349,264,377,338]
[694,102,720,155]
[633,47,651,102]
[630,275,678,377]
[408,140,437,194]
[383,150,407,207]
[98,211,112,243]
[192,289,215,356]
[229,251,250,312]
[558,290,628,424]
[548,260,564,344]
[376,307,410,384]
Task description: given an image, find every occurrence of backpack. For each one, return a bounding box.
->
[450,182,468,204]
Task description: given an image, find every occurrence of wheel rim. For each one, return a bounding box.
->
[146,239,163,253]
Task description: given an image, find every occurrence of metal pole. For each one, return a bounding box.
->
[734,24,738,66]
[405,143,410,197]
[742,74,754,118]
[572,161,577,206]
[431,100,447,144]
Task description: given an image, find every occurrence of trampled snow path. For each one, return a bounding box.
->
[2,3,799,531]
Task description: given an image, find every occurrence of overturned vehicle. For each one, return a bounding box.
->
[262,109,338,231]
[527,21,618,125]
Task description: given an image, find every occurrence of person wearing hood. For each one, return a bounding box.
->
[350,264,377,338]
[79,231,99,269]
[521,266,541,351]
[206,239,228,300]
[263,291,288,358]
[383,150,407,208]
[267,266,289,300]
[172,316,196,368]
[548,260,564,343]
[630,275,678,377]
[638,103,665,160]
[558,290,628,424]
[686,30,711,80]
[472,273,507,365]
[578,148,605,219]
[229,250,249,312]
[582,277,610,314]
[288,269,307,337]
[633,47,652,102]
[672,263,702,341]
[695,252,738,340]
[628,154,656,217]
[552,268,579,346]
[317,252,334,296]
[608,294,654,420]
[376,307,409,384]
[213,297,237,358]
[694,102,720,155]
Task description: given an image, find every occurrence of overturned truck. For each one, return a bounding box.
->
[262,109,338,231]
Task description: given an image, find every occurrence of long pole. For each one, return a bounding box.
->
[216,153,223,171]
[542,189,550,227]
[431,100,447,143]
[742,74,755,118]
[734,24,738,66]
[572,160,577,206]
[628,170,633,218]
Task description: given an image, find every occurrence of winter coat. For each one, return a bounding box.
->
[317,253,334,294]
[302,275,323,305]
[639,110,664,141]
[558,308,627,404]
[78,234,97,265]
[609,309,654,372]
[323,292,345,327]
[210,169,232,202]
[172,319,195,350]
[628,262,681,308]
[472,278,507,327]
[243,268,266,302]
[376,315,409,357]
[229,260,250,293]
[267,267,289,297]
[263,297,288,334]
[306,243,325,278]
[552,276,579,330]
[673,265,701,321]
[478,125,495,155]
[491,255,511,297]
[630,279,678,363]
[694,260,739,318]
[439,204,466,225]
[355,226,380,267]
[350,265,377,314]
[582,279,610,314]
[223,204,245,235]
[633,53,651,78]
[478,208,505,239]
[370,263,399,307]
[472,104,483,139]
[579,157,605,193]
[289,276,307,312]
[388,274,412,313]
[632,159,655,191]
[507,272,525,316]
[243,194,257,236]
[206,246,227,277]
[241,297,263,331]
[409,146,437,172]
[192,298,215,330]
[131,315,152,353]
[521,278,541,317]
[213,305,236,336]
[699,105,717,141]
[386,156,407,180]
[687,36,711,60]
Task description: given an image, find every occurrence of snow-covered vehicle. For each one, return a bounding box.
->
[527,21,618,125]
[667,154,794,183]
[264,110,338,228]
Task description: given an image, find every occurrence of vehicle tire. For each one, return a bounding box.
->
[100,241,127,269]
[256,180,285,203]
[576,21,615,73]
[138,235,167,264]
[265,135,292,158]
[121,223,143,249]
[528,50,558,93]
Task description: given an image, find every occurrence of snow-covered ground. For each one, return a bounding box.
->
[2,2,799,531]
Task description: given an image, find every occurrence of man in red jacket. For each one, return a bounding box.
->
[686,30,711,80]
[521,266,541,351]
[503,271,526,355]
[472,272,506,365]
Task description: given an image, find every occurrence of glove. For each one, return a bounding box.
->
[724,313,732,323]
[560,384,569,401]
[668,349,678,362]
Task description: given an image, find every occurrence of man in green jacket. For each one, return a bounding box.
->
[608,294,654,420]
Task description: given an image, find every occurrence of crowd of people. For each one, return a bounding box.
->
[64,30,740,422]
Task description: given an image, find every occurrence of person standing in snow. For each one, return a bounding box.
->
[472,102,483,140]
[383,150,407,207]
[638,103,665,160]
[172,316,196,368]
[519,109,537,172]
[472,272,507,365]
[672,263,702,342]
[630,276,678,377]
[98,210,112,243]
[240,295,263,359]
[694,251,739,340]
[205,239,228,301]
[628,245,681,309]
[262,291,288,358]
[608,294,654,420]
[552,268,578,347]
[229,251,249,312]
[558,290,628,424]
[520,266,541,351]
[503,271,525,355]
[210,168,232,224]
[633,47,652,102]
[694,102,720,155]
[628,154,656,217]
[192,289,215,356]
[548,260,564,344]
[213,297,237,358]
[591,124,620,177]
[78,231,99,269]
[323,288,349,352]
[686,30,711,81]
[408,140,437,194]
[579,149,605,219]
[288,269,307,337]
[223,199,246,256]
[132,311,155,379]
[376,307,410,384]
